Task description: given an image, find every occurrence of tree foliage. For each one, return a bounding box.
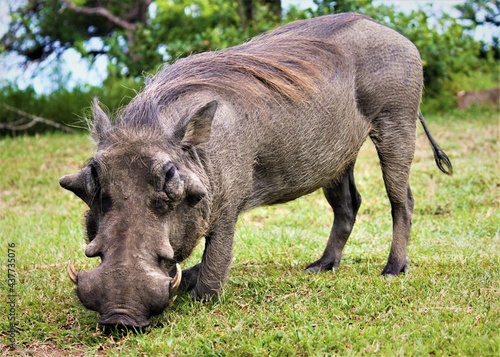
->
[456,0,500,60]
[1,0,151,63]
[456,0,500,27]
[148,0,280,67]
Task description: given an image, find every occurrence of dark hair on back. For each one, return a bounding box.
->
[117,34,342,128]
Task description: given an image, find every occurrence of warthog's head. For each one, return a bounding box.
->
[60,99,216,329]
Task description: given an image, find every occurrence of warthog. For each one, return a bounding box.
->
[61,13,452,329]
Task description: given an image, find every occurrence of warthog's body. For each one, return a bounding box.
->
[61,13,452,328]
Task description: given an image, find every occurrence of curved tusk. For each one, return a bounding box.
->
[170,263,182,293]
[168,263,182,306]
[168,295,177,305]
[67,262,78,285]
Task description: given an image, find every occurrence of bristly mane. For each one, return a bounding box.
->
[116,33,344,129]
[150,36,340,101]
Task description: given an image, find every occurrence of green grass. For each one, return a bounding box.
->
[1,108,498,356]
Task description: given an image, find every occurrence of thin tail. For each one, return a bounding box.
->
[418,110,453,176]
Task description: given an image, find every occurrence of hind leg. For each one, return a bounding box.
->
[370,113,416,276]
[306,164,361,273]
[381,184,414,275]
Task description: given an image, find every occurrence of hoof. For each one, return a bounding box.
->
[381,262,409,276]
[305,265,323,274]
[190,285,220,302]
[305,260,335,273]
[178,264,201,292]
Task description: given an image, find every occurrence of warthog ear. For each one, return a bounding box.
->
[59,167,94,205]
[175,101,218,149]
[91,98,111,143]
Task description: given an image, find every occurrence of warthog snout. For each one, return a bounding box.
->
[67,262,181,329]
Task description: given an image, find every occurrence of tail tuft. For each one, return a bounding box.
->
[418,110,453,176]
[433,147,453,176]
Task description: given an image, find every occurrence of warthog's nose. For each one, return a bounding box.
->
[98,312,150,332]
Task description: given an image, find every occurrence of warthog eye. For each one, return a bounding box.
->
[162,163,185,202]
[165,163,176,181]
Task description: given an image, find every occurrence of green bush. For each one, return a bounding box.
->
[0,76,143,136]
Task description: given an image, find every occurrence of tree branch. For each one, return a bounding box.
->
[122,0,153,23]
[60,0,136,31]
[0,104,76,133]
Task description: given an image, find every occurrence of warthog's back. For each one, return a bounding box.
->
[264,13,424,119]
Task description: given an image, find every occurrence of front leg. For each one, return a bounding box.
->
[178,263,201,292]
[191,213,237,300]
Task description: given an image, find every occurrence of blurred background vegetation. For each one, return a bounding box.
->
[0,0,498,134]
